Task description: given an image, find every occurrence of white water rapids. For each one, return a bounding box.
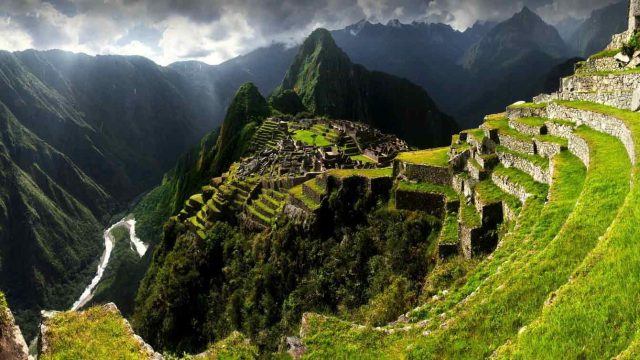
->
[70,217,148,311]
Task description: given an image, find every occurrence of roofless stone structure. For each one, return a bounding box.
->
[631,0,640,33]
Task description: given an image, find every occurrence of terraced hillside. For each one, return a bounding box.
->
[295,27,640,359]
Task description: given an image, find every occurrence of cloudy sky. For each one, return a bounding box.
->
[0,0,621,66]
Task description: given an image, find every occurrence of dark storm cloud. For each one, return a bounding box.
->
[0,0,623,64]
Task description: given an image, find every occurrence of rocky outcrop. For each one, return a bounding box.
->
[39,303,163,360]
[0,303,30,360]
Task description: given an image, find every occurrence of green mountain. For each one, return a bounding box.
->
[273,28,458,148]
[0,50,218,338]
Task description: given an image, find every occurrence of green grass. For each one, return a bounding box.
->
[464,128,486,143]
[507,102,547,110]
[496,104,640,358]
[288,185,321,210]
[460,202,481,228]
[293,129,333,147]
[512,117,547,127]
[588,48,619,60]
[248,205,274,225]
[0,292,8,325]
[350,154,376,163]
[395,147,449,167]
[534,134,568,147]
[301,148,590,358]
[396,181,458,202]
[40,305,149,360]
[475,179,520,210]
[493,165,549,197]
[327,167,393,179]
[439,211,459,245]
[406,127,630,359]
[496,145,550,170]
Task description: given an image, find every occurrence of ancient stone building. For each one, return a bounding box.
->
[631,0,640,34]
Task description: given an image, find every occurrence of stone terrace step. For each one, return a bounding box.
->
[574,52,621,74]
[561,72,640,94]
[496,145,551,184]
[508,117,547,136]
[534,134,568,158]
[545,119,576,139]
[558,90,633,111]
[506,103,547,120]
[491,164,548,203]
[547,101,636,164]
[473,180,520,228]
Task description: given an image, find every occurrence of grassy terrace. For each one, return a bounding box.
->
[475,179,521,211]
[587,48,619,60]
[396,181,458,202]
[500,102,640,358]
[439,211,459,245]
[496,145,550,169]
[350,154,376,163]
[327,167,393,179]
[405,128,630,359]
[512,116,546,127]
[493,164,549,197]
[395,147,449,167]
[40,305,149,360]
[464,128,486,143]
[293,129,333,147]
[460,202,481,228]
[301,144,593,358]
[535,134,568,147]
[288,184,321,210]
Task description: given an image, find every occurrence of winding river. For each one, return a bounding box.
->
[70,217,148,311]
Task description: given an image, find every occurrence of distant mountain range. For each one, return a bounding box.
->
[168,2,626,128]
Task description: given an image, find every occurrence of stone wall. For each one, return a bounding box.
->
[509,120,544,136]
[474,198,503,228]
[302,183,324,204]
[533,93,559,104]
[548,103,636,164]
[561,73,640,93]
[497,151,551,184]
[577,56,621,73]
[395,161,453,186]
[506,106,547,120]
[559,91,632,110]
[608,31,630,50]
[568,133,591,168]
[502,202,519,222]
[459,224,496,259]
[395,190,446,217]
[498,133,536,155]
[491,172,529,203]
[546,121,575,139]
[535,139,565,159]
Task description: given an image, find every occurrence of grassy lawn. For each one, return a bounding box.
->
[293,129,333,147]
[475,179,521,210]
[40,305,149,360]
[395,147,450,167]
